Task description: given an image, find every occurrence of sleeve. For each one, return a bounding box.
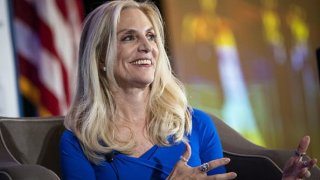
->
[192,109,226,175]
[60,130,96,180]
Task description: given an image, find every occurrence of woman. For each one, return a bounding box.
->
[60,0,316,179]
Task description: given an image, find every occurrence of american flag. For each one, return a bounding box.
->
[13,0,84,116]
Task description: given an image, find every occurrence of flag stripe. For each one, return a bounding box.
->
[13,0,38,31]
[14,0,83,116]
[55,0,68,20]
[18,54,40,85]
[19,54,61,115]
[37,18,71,105]
[15,9,69,114]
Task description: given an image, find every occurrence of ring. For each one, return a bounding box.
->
[199,163,209,173]
[294,150,306,157]
[180,156,188,163]
[303,161,308,166]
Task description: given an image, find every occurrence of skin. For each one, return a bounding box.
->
[115,8,158,90]
[282,136,317,180]
[167,142,237,180]
[113,8,159,158]
[112,7,317,180]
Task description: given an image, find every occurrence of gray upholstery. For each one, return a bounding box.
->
[0,116,64,179]
[0,115,319,180]
[0,164,59,180]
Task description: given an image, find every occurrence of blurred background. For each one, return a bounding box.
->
[1,0,319,161]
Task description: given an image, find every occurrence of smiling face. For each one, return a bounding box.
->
[115,8,159,90]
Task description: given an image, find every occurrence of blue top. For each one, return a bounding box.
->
[60,109,225,179]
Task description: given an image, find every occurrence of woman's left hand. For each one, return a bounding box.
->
[166,142,237,180]
[282,136,317,180]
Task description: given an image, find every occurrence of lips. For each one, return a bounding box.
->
[130,59,152,65]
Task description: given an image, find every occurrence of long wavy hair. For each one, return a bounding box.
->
[65,0,192,164]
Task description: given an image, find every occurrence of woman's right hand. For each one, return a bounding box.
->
[167,142,237,180]
[282,136,317,180]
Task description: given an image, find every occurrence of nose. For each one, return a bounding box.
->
[138,37,152,53]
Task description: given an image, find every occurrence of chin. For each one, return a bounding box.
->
[139,73,155,84]
[136,78,154,88]
[142,79,154,86]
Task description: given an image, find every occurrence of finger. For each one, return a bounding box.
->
[206,158,231,171]
[296,136,310,155]
[310,158,318,168]
[304,170,311,178]
[210,172,237,180]
[179,141,192,165]
[303,158,318,169]
[298,167,310,179]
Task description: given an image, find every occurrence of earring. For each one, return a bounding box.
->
[103,66,107,72]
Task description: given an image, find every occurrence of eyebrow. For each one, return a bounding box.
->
[117,27,155,35]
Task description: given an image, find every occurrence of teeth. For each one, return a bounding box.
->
[131,59,151,65]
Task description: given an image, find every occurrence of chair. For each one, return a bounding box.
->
[0,116,64,180]
[0,114,319,180]
[211,114,320,179]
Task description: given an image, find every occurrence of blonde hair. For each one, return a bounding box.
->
[65,0,191,164]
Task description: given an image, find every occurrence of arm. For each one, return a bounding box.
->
[194,109,226,175]
[166,109,237,179]
[60,130,96,180]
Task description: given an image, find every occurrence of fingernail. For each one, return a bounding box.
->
[224,158,230,163]
[228,172,237,179]
[232,172,237,178]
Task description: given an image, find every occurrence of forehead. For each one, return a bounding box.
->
[117,8,153,30]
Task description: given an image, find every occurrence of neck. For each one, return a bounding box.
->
[113,87,150,123]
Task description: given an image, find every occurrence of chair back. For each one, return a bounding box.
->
[0,117,64,177]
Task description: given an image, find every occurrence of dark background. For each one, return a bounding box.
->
[83,0,162,16]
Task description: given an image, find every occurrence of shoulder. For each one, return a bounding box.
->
[189,108,219,136]
[60,130,82,151]
[60,131,97,179]
[61,129,77,142]
[190,108,214,125]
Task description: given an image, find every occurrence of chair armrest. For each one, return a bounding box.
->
[224,151,283,179]
[0,163,60,180]
[210,113,320,179]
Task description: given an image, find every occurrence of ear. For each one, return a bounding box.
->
[99,61,106,72]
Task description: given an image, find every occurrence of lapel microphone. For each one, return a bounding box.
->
[105,150,116,162]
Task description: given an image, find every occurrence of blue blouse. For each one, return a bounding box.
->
[60,109,225,179]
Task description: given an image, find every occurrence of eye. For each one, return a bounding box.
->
[121,35,135,41]
[147,33,157,41]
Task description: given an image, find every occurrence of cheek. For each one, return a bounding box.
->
[114,58,126,75]
[114,51,125,73]
[116,45,123,61]
[153,46,159,59]
[116,48,128,67]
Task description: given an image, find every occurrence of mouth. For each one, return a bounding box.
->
[130,59,152,65]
